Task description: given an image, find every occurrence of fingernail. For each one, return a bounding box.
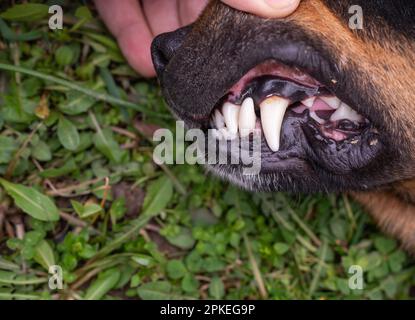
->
[264,0,300,10]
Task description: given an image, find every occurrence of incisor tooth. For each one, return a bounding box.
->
[222,102,239,134]
[214,109,225,129]
[330,102,363,122]
[260,96,289,152]
[321,96,341,109]
[302,97,316,108]
[239,97,256,137]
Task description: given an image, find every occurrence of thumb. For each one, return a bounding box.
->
[221,0,301,18]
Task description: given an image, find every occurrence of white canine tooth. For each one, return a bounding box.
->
[321,96,341,109]
[238,97,256,137]
[222,102,240,135]
[330,102,363,122]
[214,109,225,129]
[302,97,316,108]
[260,96,289,152]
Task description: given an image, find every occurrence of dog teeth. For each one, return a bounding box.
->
[260,96,289,152]
[321,96,341,109]
[222,102,240,135]
[238,97,256,137]
[302,97,316,108]
[330,102,363,122]
[213,109,225,129]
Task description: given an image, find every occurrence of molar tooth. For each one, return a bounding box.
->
[213,109,225,129]
[238,97,256,137]
[222,102,239,134]
[330,102,363,122]
[260,96,290,152]
[302,97,316,108]
[321,96,341,109]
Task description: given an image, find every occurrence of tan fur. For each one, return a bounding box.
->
[352,189,415,253]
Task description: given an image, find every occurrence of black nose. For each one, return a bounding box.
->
[151,26,192,77]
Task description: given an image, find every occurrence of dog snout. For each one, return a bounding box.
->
[151,26,192,77]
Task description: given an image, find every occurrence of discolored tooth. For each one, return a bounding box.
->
[302,97,316,108]
[222,102,240,134]
[213,109,225,129]
[239,97,256,137]
[330,102,363,122]
[321,96,341,109]
[260,96,289,152]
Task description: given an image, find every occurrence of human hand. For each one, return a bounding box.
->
[94,0,301,77]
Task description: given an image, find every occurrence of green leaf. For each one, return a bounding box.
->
[209,277,225,299]
[0,271,47,285]
[39,158,77,178]
[93,128,123,163]
[0,136,18,164]
[57,116,80,151]
[0,4,49,22]
[165,227,195,250]
[34,240,55,271]
[71,200,102,219]
[273,242,290,255]
[1,82,36,124]
[137,281,172,300]
[181,274,199,294]
[58,90,95,115]
[374,237,396,255]
[381,277,397,299]
[84,268,121,300]
[55,46,75,66]
[75,6,93,20]
[0,179,59,222]
[166,260,187,280]
[31,140,52,161]
[388,251,406,273]
[142,176,173,217]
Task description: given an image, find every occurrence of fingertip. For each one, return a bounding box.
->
[221,0,301,18]
[117,24,156,78]
[263,0,301,17]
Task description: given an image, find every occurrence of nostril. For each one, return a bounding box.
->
[151,25,192,77]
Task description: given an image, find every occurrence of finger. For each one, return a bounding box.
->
[143,0,181,36]
[94,0,155,77]
[221,0,301,18]
[178,0,209,26]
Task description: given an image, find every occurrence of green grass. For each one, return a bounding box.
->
[0,1,414,300]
